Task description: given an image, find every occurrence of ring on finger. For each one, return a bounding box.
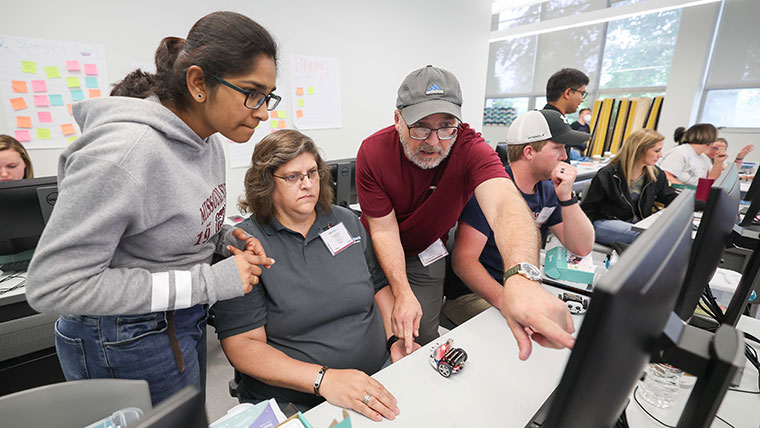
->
[362,393,372,405]
[560,168,565,173]
[250,276,259,285]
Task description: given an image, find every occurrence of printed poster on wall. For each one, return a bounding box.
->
[289,55,341,130]
[0,34,108,149]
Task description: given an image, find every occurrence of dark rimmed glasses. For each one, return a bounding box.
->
[207,73,281,111]
[273,168,323,185]
[570,88,589,99]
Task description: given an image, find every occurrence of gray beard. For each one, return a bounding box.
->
[400,133,454,170]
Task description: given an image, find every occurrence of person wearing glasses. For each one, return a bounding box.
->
[543,68,591,158]
[212,130,406,421]
[357,65,575,361]
[26,12,278,405]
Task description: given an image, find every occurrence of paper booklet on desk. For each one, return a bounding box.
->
[544,246,595,285]
[210,398,287,428]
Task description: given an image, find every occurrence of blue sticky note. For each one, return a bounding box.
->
[49,94,64,106]
[85,76,98,89]
[70,88,85,101]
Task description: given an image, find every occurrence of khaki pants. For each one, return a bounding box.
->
[405,255,445,347]
[442,293,492,326]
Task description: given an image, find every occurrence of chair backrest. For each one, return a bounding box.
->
[0,379,152,428]
[580,180,593,203]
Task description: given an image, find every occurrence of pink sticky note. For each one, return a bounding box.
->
[16,116,32,128]
[66,60,80,72]
[84,64,98,75]
[34,95,49,107]
[31,80,47,92]
[12,81,28,93]
[61,123,76,136]
[14,130,31,142]
[37,111,53,123]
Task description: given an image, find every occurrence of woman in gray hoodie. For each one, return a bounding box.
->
[26,11,279,405]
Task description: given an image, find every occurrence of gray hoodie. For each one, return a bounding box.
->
[26,96,242,315]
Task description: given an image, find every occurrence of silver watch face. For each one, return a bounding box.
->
[519,262,542,280]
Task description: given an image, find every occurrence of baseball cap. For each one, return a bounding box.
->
[507,109,590,147]
[396,65,462,125]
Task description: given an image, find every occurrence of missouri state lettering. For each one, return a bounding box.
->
[195,183,227,246]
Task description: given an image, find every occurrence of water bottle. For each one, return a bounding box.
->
[639,363,683,409]
[82,407,144,428]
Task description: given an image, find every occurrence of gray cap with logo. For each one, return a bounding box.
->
[396,65,463,125]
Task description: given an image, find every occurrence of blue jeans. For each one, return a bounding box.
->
[54,304,208,406]
[593,219,640,246]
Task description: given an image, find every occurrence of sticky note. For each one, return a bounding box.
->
[16,116,32,128]
[89,89,101,98]
[296,109,304,118]
[67,77,80,88]
[31,80,47,92]
[296,87,304,96]
[277,111,286,119]
[61,123,76,136]
[270,119,278,128]
[45,66,61,78]
[34,95,49,107]
[85,76,98,89]
[10,97,28,111]
[297,98,305,107]
[67,104,73,115]
[37,128,51,139]
[84,64,98,75]
[15,130,31,142]
[21,60,37,74]
[269,111,278,119]
[70,89,84,101]
[12,81,28,93]
[37,111,53,123]
[49,94,64,106]
[66,60,80,71]
[307,86,315,95]
[278,120,286,129]
[68,136,77,144]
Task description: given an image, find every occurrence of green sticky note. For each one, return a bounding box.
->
[45,66,61,78]
[37,128,51,139]
[21,60,37,74]
[68,136,77,144]
[277,111,286,119]
[307,86,315,95]
[297,99,305,107]
[67,77,80,88]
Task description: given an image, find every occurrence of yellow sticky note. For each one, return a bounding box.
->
[68,136,77,144]
[45,66,61,78]
[61,123,76,136]
[37,128,51,139]
[12,81,28,93]
[296,87,304,96]
[10,97,28,111]
[277,111,286,119]
[67,77,80,88]
[17,116,32,128]
[270,119,278,128]
[297,98,305,107]
[21,60,37,74]
[307,87,315,95]
[89,89,101,98]
[278,120,286,129]
[296,109,304,118]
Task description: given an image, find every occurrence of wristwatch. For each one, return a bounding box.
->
[558,191,578,207]
[504,262,542,284]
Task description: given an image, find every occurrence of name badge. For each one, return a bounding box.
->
[535,207,556,225]
[418,238,449,267]
[319,222,356,256]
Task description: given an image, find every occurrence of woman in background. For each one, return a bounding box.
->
[0,135,34,181]
[659,124,725,186]
[581,128,677,245]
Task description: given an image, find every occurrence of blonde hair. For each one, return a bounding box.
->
[612,129,664,186]
[0,134,34,178]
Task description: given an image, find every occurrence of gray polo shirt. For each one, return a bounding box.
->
[212,205,389,406]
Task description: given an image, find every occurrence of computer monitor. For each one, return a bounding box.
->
[0,176,57,257]
[673,165,740,321]
[534,191,695,428]
[326,157,357,208]
[739,170,760,227]
[133,386,207,428]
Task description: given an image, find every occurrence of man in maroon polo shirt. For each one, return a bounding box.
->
[356,65,575,359]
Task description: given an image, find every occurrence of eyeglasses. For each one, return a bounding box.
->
[273,168,323,185]
[405,123,460,141]
[206,73,281,111]
[570,88,589,100]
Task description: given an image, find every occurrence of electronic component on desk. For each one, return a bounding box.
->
[558,292,588,315]
[429,339,467,378]
[544,246,595,285]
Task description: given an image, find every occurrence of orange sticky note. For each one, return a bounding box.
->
[67,104,73,115]
[296,109,304,118]
[16,116,32,128]
[61,123,76,136]
[89,89,101,98]
[270,111,278,119]
[278,120,286,129]
[12,81,28,93]
[10,97,28,111]
[296,87,304,96]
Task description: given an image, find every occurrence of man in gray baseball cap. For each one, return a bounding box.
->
[355,66,575,360]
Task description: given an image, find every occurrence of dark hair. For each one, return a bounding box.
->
[680,123,717,146]
[546,68,589,102]
[240,130,334,225]
[111,11,278,111]
[579,108,591,115]
[673,126,686,144]
[0,134,34,178]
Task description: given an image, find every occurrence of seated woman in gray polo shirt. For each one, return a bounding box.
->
[212,130,414,422]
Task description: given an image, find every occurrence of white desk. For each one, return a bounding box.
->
[305,307,760,428]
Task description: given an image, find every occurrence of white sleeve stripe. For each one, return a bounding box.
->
[150,272,170,312]
[174,271,192,310]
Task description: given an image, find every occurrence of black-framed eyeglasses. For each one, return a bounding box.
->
[406,124,460,141]
[207,73,281,111]
[273,168,323,185]
[570,88,589,100]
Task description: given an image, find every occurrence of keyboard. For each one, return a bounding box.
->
[0,259,31,274]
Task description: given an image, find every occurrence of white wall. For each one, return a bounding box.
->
[2,0,492,214]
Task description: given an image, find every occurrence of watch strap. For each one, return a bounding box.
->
[314,366,329,396]
[558,192,578,207]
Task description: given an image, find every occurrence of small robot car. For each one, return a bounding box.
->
[558,292,589,315]
[429,339,468,378]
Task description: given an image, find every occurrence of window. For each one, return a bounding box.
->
[486,36,537,96]
[483,98,529,126]
[701,89,760,128]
